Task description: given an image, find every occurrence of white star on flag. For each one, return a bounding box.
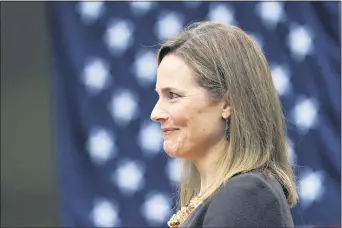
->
[287,25,313,61]
[105,19,134,55]
[87,128,116,165]
[299,170,324,208]
[112,160,145,195]
[77,1,105,24]
[108,89,138,126]
[154,12,183,40]
[90,199,119,227]
[256,2,285,29]
[141,193,171,225]
[207,3,236,25]
[82,58,111,95]
[291,97,318,134]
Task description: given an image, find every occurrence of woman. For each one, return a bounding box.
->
[151,21,297,227]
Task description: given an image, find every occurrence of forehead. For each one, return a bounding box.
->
[155,54,198,91]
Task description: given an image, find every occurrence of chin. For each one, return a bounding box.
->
[163,141,190,159]
[164,148,192,160]
[164,148,179,158]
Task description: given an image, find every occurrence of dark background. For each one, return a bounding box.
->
[1,2,59,226]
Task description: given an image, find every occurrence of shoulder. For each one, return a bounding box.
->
[217,171,280,200]
[203,171,291,227]
[211,171,281,211]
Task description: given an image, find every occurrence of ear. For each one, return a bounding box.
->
[221,94,231,119]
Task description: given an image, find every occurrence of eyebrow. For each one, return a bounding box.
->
[154,87,179,93]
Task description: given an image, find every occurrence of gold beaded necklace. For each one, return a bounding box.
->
[167,194,205,228]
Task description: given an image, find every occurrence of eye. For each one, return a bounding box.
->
[169,92,180,99]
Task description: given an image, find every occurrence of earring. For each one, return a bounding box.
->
[225,117,230,141]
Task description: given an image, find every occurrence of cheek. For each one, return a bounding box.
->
[168,106,194,127]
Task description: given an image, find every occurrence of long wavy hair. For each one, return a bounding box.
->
[156,21,298,208]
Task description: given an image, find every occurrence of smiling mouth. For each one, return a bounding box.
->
[163,129,178,136]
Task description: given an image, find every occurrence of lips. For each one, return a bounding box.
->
[162,128,178,132]
[162,128,179,136]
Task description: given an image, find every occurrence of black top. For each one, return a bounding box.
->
[180,170,294,227]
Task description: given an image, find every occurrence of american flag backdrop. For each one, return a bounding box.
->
[48,1,341,227]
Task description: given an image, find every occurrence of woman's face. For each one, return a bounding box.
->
[151,54,229,159]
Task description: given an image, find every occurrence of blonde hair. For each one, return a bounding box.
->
[156,21,298,208]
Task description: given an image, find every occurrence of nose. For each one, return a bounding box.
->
[150,101,168,122]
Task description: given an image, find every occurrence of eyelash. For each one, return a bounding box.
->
[169,92,180,99]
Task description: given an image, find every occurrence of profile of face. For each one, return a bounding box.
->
[151,54,230,160]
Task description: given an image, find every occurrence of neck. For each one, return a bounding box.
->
[192,138,228,196]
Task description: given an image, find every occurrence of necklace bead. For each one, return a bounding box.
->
[167,195,203,228]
